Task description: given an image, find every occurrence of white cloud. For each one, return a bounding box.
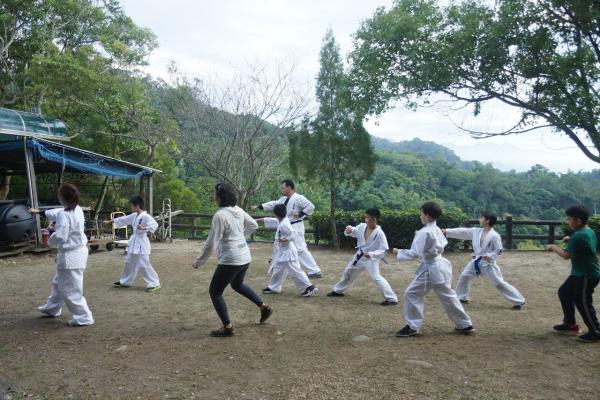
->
[121,0,599,173]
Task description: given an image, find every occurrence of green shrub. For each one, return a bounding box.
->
[311,208,468,250]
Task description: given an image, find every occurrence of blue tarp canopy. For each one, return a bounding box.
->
[0,138,160,178]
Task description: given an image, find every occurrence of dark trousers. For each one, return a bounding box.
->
[209,264,263,325]
[558,275,600,333]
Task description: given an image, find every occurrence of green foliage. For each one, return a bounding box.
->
[310,208,467,250]
[349,0,600,164]
[516,240,545,251]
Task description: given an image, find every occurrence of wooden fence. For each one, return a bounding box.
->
[170,213,563,249]
[464,216,564,248]
[171,213,318,244]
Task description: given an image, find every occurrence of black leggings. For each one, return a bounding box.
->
[558,275,600,333]
[209,264,263,325]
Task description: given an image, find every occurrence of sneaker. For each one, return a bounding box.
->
[146,285,161,293]
[455,326,475,335]
[459,299,470,304]
[113,282,131,288]
[380,300,398,306]
[260,306,273,323]
[512,303,525,310]
[307,273,323,279]
[326,291,345,297]
[553,323,581,335]
[396,325,418,337]
[210,326,235,337]
[301,286,319,297]
[577,331,600,343]
[262,287,279,294]
[68,320,93,327]
[38,307,60,318]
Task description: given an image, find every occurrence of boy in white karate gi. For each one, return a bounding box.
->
[394,202,474,337]
[327,208,398,305]
[252,179,322,278]
[105,196,161,292]
[258,204,318,297]
[30,183,94,326]
[444,212,525,309]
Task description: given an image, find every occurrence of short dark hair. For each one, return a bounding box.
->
[566,205,590,224]
[129,195,144,209]
[59,183,80,212]
[273,204,287,219]
[215,183,237,207]
[421,201,442,220]
[481,211,497,227]
[365,208,381,220]
[281,179,295,190]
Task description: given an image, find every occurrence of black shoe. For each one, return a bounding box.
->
[262,287,279,294]
[553,323,581,335]
[307,272,323,279]
[326,291,344,297]
[578,331,600,343]
[396,325,418,337]
[113,282,131,288]
[455,326,475,335]
[260,306,273,324]
[459,299,470,304]
[380,300,398,306]
[512,303,525,310]
[301,285,319,297]
[210,326,235,337]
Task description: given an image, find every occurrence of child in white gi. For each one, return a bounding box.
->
[105,195,161,292]
[30,183,94,326]
[394,202,474,337]
[444,212,525,309]
[258,204,318,297]
[327,208,398,305]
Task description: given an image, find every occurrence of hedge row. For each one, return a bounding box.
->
[310,208,468,250]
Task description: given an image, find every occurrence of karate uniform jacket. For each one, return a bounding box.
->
[345,223,389,265]
[45,206,88,270]
[113,211,158,255]
[261,193,314,252]
[445,227,503,266]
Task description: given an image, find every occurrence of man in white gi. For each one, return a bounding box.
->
[327,208,398,305]
[252,179,322,278]
[258,204,318,296]
[30,183,94,326]
[105,195,161,292]
[443,212,526,309]
[394,202,474,337]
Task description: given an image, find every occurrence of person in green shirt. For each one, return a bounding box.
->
[546,205,600,343]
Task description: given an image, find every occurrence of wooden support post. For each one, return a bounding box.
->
[192,215,197,239]
[548,223,555,244]
[148,175,154,216]
[505,215,513,250]
[23,138,41,245]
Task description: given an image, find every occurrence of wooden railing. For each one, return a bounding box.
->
[464,216,564,249]
[171,213,318,244]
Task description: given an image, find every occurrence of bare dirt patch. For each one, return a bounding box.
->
[1,242,599,399]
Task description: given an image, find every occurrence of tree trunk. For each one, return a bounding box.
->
[93,176,110,220]
[0,175,11,200]
[330,184,339,249]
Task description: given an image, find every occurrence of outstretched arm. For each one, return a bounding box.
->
[444,227,475,241]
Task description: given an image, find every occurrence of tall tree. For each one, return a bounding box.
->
[349,0,600,164]
[290,29,376,247]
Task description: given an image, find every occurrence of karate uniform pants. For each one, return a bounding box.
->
[456,260,525,306]
[404,269,472,331]
[297,248,321,275]
[39,268,94,326]
[268,259,312,293]
[118,253,160,288]
[333,257,398,302]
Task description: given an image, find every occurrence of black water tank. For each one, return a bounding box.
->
[0,204,36,243]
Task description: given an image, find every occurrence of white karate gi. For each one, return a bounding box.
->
[113,211,160,288]
[333,224,398,302]
[261,192,321,275]
[396,221,472,331]
[263,217,312,293]
[38,206,94,326]
[445,227,525,305]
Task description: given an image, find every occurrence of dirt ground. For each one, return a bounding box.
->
[1,241,600,400]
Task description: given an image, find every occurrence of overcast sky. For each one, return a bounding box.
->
[120,0,599,173]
